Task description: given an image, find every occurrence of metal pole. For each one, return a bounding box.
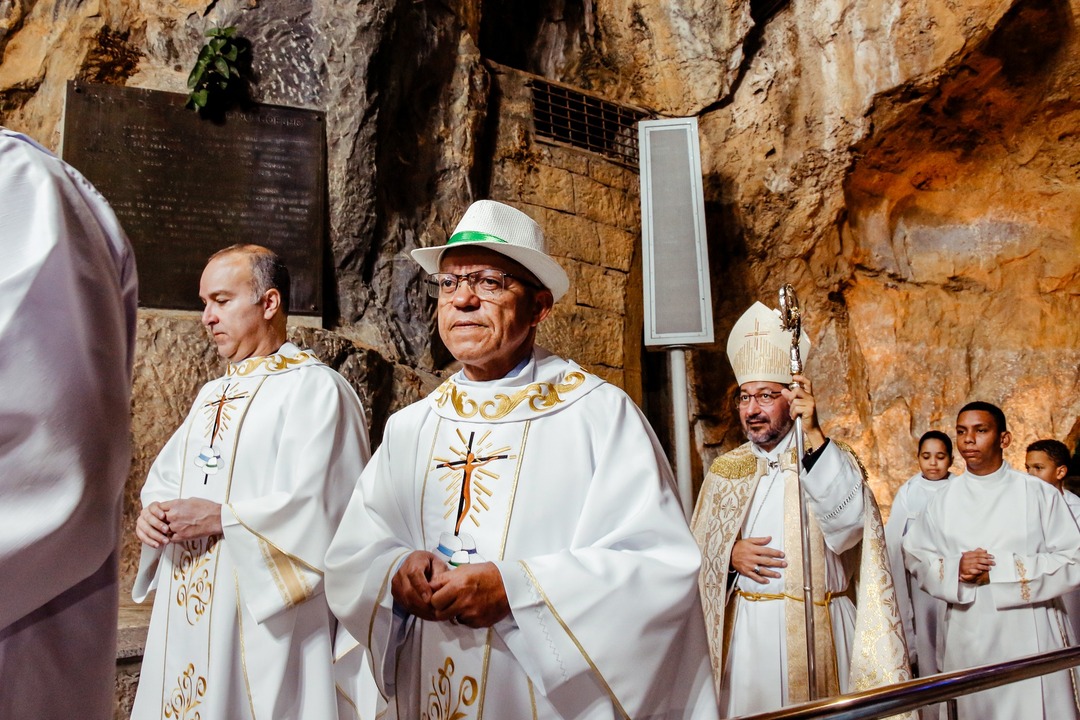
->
[794,410,817,699]
[668,346,694,521]
[779,284,817,699]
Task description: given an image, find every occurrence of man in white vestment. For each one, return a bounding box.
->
[132,245,375,719]
[325,200,718,719]
[904,402,1080,720]
[0,127,137,719]
[691,301,910,716]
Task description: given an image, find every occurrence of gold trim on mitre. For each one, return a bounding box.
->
[726,301,811,386]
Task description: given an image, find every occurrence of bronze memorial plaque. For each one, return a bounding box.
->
[62,81,326,316]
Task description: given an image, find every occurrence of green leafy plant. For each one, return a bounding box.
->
[186,26,248,113]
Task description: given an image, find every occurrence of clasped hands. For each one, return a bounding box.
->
[135,498,223,548]
[959,548,994,585]
[391,551,510,628]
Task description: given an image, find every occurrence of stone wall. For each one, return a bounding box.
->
[487,65,644,401]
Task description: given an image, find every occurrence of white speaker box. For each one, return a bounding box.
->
[638,117,714,347]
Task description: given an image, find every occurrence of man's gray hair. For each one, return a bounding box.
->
[208,244,291,314]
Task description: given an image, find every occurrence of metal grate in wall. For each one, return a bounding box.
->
[529,79,648,167]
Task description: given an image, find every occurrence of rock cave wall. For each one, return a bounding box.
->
[3,0,1078,552]
[675,0,1080,504]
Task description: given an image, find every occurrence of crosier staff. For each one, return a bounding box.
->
[779,283,817,700]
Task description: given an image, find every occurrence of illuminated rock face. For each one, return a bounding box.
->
[684,0,1080,506]
[3,0,1078,527]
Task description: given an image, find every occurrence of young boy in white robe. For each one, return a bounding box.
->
[1026,438,1080,640]
[903,402,1080,720]
[885,431,954,681]
[1026,439,1080,517]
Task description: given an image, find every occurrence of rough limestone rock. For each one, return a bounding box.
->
[3,0,1078,524]
[683,0,1080,505]
[595,0,755,114]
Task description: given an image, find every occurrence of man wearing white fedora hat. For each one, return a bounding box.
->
[326,199,718,719]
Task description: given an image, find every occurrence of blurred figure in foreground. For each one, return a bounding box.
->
[0,127,138,718]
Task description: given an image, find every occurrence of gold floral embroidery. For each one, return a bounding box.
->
[1016,556,1031,602]
[708,449,758,479]
[226,351,315,377]
[433,373,586,420]
[424,657,478,720]
[164,663,207,719]
[174,536,219,625]
[939,557,945,582]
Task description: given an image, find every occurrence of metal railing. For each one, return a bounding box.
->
[739,645,1080,719]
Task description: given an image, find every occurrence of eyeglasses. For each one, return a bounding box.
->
[425,269,540,299]
[737,390,784,407]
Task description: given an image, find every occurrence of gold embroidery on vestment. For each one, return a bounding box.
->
[708,452,758,479]
[164,663,207,719]
[227,351,316,377]
[424,656,478,720]
[259,538,313,608]
[226,507,323,576]
[173,536,219,625]
[433,372,586,420]
[477,628,494,720]
[1016,556,1031,602]
[236,574,258,720]
[834,439,869,479]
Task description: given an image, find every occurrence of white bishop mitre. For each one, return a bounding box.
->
[727,300,811,386]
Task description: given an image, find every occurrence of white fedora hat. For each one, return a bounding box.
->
[411,200,570,301]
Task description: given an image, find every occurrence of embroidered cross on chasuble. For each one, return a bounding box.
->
[414,368,601,716]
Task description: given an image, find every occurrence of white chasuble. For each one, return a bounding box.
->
[904,463,1080,720]
[691,430,911,718]
[132,344,375,720]
[326,348,719,720]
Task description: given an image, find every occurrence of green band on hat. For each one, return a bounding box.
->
[447,230,508,245]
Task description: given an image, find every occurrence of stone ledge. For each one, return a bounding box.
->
[117,596,151,661]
